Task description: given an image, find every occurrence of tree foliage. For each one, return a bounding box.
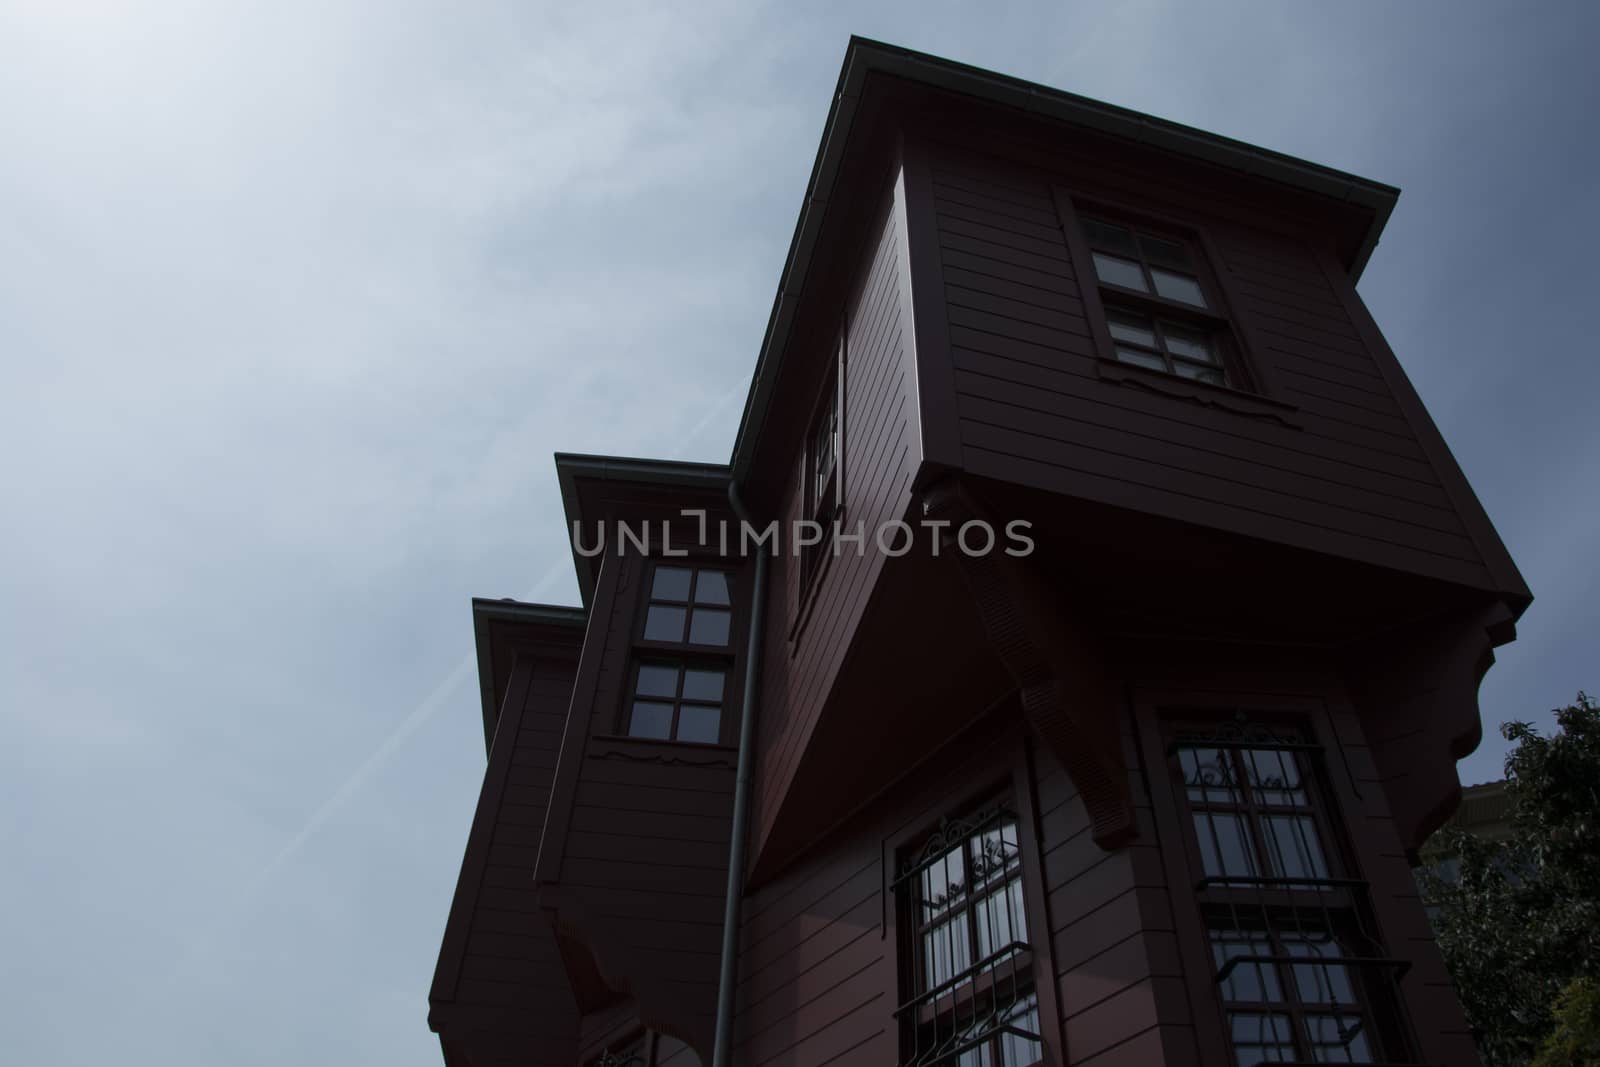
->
[1530,977,1600,1067]
[1418,693,1600,1066]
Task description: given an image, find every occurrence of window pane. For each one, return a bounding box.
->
[1212,928,1283,1003]
[627,701,674,740]
[1139,232,1193,270]
[675,704,721,744]
[651,566,693,602]
[974,878,1028,958]
[920,848,965,914]
[1162,323,1217,363]
[1106,309,1157,347]
[635,664,680,698]
[1230,1012,1296,1065]
[969,822,1020,887]
[1284,930,1356,1006]
[693,570,731,606]
[1093,252,1149,291]
[688,608,731,646]
[1115,346,1167,371]
[1180,747,1238,804]
[643,604,687,642]
[923,916,971,989]
[1307,1014,1373,1062]
[1244,749,1308,807]
[1262,814,1329,882]
[1082,218,1138,256]
[681,669,725,702]
[1151,267,1207,306]
[1195,811,1259,881]
[1173,361,1228,387]
[997,994,1042,1067]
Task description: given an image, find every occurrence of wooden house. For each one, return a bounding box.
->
[428,38,1529,1067]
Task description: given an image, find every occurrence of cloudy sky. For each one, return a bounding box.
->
[2,1,1595,1063]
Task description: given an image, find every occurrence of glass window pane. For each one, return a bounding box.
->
[1151,268,1207,307]
[1230,1012,1296,1065]
[1092,252,1149,291]
[1106,309,1157,347]
[923,916,971,989]
[693,570,731,606]
[1139,232,1193,270]
[1284,930,1356,1006]
[681,669,725,702]
[920,847,966,916]
[635,664,680,698]
[1212,928,1283,1003]
[675,704,721,744]
[1082,218,1138,256]
[651,566,693,602]
[627,701,674,740]
[1307,1014,1372,1062]
[1263,814,1329,882]
[1244,750,1308,806]
[643,604,687,642]
[1173,361,1228,387]
[997,995,1042,1067]
[1195,812,1259,881]
[688,608,731,646]
[1162,323,1217,363]
[1115,346,1167,372]
[1180,747,1237,804]
[970,823,1020,886]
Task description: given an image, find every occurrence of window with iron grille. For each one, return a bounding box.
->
[893,801,1043,1067]
[1075,214,1249,391]
[1167,717,1416,1065]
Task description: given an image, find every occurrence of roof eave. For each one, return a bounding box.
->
[554,452,732,606]
[470,597,588,753]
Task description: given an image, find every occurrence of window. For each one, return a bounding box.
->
[1168,718,1415,1066]
[641,564,732,647]
[1075,214,1248,391]
[893,802,1042,1067]
[800,330,845,591]
[623,562,735,745]
[625,661,726,744]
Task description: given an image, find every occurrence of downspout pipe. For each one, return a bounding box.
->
[712,481,769,1067]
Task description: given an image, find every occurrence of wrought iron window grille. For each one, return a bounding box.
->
[1169,714,1419,1065]
[892,803,1043,1067]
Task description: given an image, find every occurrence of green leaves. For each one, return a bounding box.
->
[1420,694,1600,1066]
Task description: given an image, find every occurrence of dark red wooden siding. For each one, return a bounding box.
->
[750,172,922,871]
[537,542,740,1057]
[920,142,1497,592]
[430,653,580,1066]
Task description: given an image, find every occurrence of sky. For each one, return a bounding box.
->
[1,1,1595,1063]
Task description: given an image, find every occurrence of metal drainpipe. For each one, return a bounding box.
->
[711,481,769,1067]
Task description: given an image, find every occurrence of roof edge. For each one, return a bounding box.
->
[554,452,733,607]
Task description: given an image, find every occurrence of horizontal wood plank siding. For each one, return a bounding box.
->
[435,655,581,1066]
[752,175,921,869]
[549,550,738,1057]
[924,143,1497,592]
[1035,720,1203,1064]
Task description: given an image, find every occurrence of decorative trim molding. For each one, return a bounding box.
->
[586,736,738,768]
[1097,358,1302,427]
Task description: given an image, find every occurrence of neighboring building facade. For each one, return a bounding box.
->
[428,39,1530,1067]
